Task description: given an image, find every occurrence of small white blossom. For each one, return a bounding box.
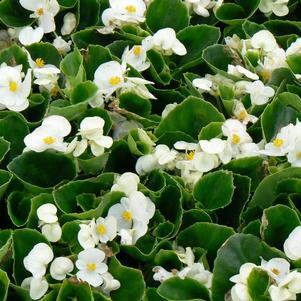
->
[53,36,72,55]
[153,266,174,282]
[245,80,275,106]
[61,13,77,35]
[76,248,108,287]
[111,172,140,196]
[94,216,117,243]
[250,30,279,52]
[227,65,259,80]
[101,272,121,295]
[21,277,48,300]
[233,101,258,125]
[50,257,74,280]
[284,226,301,261]
[260,257,290,283]
[78,220,98,249]
[122,45,150,72]
[37,203,58,223]
[258,0,289,17]
[18,26,44,46]
[286,38,301,56]
[192,78,213,92]
[41,222,62,242]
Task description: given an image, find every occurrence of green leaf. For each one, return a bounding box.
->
[211,233,282,301]
[8,151,76,193]
[77,0,100,29]
[109,257,145,301]
[58,0,78,7]
[57,279,93,301]
[261,205,300,249]
[0,137,10,163]
[0,44,29,69]
[177,222,235,263]
[13,229,49,284]
[287,53,301,74]
[198,122,223,140]
[155,96,225,139]
[119,92,152,117]
[0,170,13,201]
[261,92,301,142]
[157,277,210,301]
[247,268,270,301]
[70,81,99,104]
[175,25,221,68]
[0,269,9,300]
[193,170,234,210]
[78,153,110,175]
[0,0,31,27]
[146,0,189,32]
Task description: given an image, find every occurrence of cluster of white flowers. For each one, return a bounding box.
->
[153,247,212,289]
[100,0,146,33]
[37,203,62,242]
[136,118,260,187]
[258,0,289,17]
[22,243,73,300]
[260,120,301,167]
[78,172,155,247]
[91,60,155,108]
[184,0,223,17]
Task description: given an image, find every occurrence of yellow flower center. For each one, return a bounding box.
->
[51,86,59,97]
[36,8,44,16]
[122,210,132,222]
[297,151,301,159]
[133,46,142,56]
[273,138,284,147]
[9,81,17,92]
[125,5,136,13]
[186,150,195,161]
[232,134,241,145]
[86,263,97,272]
[96,224,107,235]
[109,76,122,86]
[271,268,280,276]
[43,136,56,145]
[35,58,45,68]
[260,70,270,81]
[238,110,247,120]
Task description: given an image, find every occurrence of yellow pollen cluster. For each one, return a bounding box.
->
[35,58,45,68]
[273,138,284,147]
[232,134,241,145]
[43,136,56,145]
[122,210,132,222]
[109,76,121,86]
[86,263,97,272]
[9,81,17,92]
[96,224,107,235]
[260,71,270,81]
[186,150,195,161]
[297,151,301,159]
[36,8,44,16]
[271,268,280,276]
[125,5,136,13]
[238,110,247,120]
[133,46,142,56]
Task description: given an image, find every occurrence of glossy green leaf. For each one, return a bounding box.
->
[157,277,210,301]
[77,0,100,29]
[119,92,152,117]
[57,279,93,301]
[70,81,99,104]
[193,170,234,210]
[146,0,189,32]
[155,96,225,139]
[247,268,270,301]
[0,170,13,201]
[0,44,29,69]
[0,269,9,301]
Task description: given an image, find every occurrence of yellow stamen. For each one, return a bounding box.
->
[109,76,121,86]
[35,58,45,68]
[238,110,247,120]
[125,5,136,13]
[86,263,97,272]
[122,210,132,222]
[43,136,56,145]
[273,138,284,147]
[297,152,301,159]
[271,268,280,276]
[232,134,241,145]
[96,224,107,235]
[51,86,59,97]
[36,8,44,16]
[133,46,142,56]
[260,70,270,81]
[186,150,195,161]
[9,81,17,92]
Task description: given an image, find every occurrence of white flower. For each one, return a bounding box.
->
[284,226,301,261]
[154,144,178,167]
[101,272,121,295]
[0,64,31,112]
[53,36,72,55]
[18,26,44,46]
[250,30,279,52]
[76,248,108,287]
[278,270,301,294]
[24,115,71,152]
[111,172,140,196]
[185,0,213,17]
[19,0,60,33]
[102,0,146,29]
[50,257,74,280]
[231,283,252,301]
[94,216,117,243]
[260,257,290,283]
[135,154,159,175]
[122,45,150,72]
[286,38,301,56]
[262,48,287,73]
[23,243,54,278]
[67,116,113,157]
[37,203,58,223]
[230,262,257,284]
[142,28,187,56]
[245,80,275,106]
[227,65,259,80]
[119,221,148,245]
[287,136,301,167]
[153,266,174,282]
[259,0,289,17]
[61,12,77,35]
[180,263,212,289]
[21,277,48,300]
[269,284,296,301]
[192,78,213,92]
[233,101,258,125]
[41,223,62,242]
[78,220,98,249]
